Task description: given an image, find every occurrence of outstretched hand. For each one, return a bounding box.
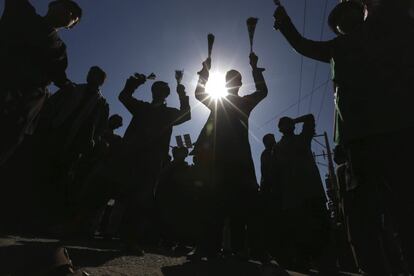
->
[124,74,146,92]
[273,6,288,29]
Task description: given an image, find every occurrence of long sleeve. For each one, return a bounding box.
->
[279,17,334,63]
[119,88,146,116]
[244,68,268,112]
[299,114,316,143]
[195,77,212,109]
[172,93,191,126]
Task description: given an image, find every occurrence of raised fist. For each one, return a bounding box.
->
[124,74,146,92]
[273,6,288,29]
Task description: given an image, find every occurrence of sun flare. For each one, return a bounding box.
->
[205,72,228,100]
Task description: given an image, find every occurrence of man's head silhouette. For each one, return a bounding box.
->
[172,147,189,163]
[46,0,82,29]
[328,1,365,35]
[226,70,242,96]
[278,117,295,135]
[263,134,276,149]
[152,81,170,103]
[108,114,123,131]
[87,66,106,89]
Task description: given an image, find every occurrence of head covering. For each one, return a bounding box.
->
[328,1,365,35]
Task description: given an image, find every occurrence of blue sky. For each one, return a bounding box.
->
[1,0,340,182]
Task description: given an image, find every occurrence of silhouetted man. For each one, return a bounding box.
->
[156,147,195,247]
[102,114,123,157]
[118,74,191,252]
[273,114,328,271]
[0,0,82,166]
[275,1,414,274]
[39,66,109,185]
[260,133,276,195]
[193,52,267,258]
[260,133,284,260]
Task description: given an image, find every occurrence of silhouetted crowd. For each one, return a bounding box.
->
[0,0,413,275]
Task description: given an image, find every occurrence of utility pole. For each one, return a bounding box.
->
[323,132,340,225]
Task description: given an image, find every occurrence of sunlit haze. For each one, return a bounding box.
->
[205,71,228,100]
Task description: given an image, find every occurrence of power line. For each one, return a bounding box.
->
[260,79,330,129]
[297,0,307,115]
[313,138,327,149]
[308,0,329,113]
[317,78,331,123]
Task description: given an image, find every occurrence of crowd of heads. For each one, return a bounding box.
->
[1,0,414,275]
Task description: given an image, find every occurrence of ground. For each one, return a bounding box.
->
[0,236,360,276]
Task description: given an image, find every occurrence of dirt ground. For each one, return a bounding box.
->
[0,235,360,276]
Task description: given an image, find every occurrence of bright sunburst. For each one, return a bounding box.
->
[205,71,228,100]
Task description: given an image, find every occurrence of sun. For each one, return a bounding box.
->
[205,71,228,100]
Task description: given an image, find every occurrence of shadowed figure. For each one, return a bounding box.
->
[115,74,191,252]
[155,147,199,247]
[272,114,329,272]
[260,133,284,261]
[260,133,276,195]
[28,66,109,226]
[38,66,109,173]
[192,52,267,258]
[274,1,414,274]
[0,0,82,167]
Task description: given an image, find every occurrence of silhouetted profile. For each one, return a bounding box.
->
[260,133,283,261]
[192,52,267,258]
[117,74,191,252]
[260,133,276,195]
[274,2,414,274]
[273,114,328,271]
[156,147,198,247]
[102,114,123,157]
[0,0,82,166]
[38,66,109,190]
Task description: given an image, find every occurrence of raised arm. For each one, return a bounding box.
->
[244,53,268,110]
[274,6,334,63]
[295,114,316,141]
[195,58,212,108]
[172,84,191,126]
[118,74,147,116]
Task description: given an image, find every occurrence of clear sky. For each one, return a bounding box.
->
[1,0,340,183]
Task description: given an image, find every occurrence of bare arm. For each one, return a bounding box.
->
[274,7,334,63]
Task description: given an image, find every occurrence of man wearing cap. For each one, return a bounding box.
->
[274,1,414,274]
[0,0,82,167]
